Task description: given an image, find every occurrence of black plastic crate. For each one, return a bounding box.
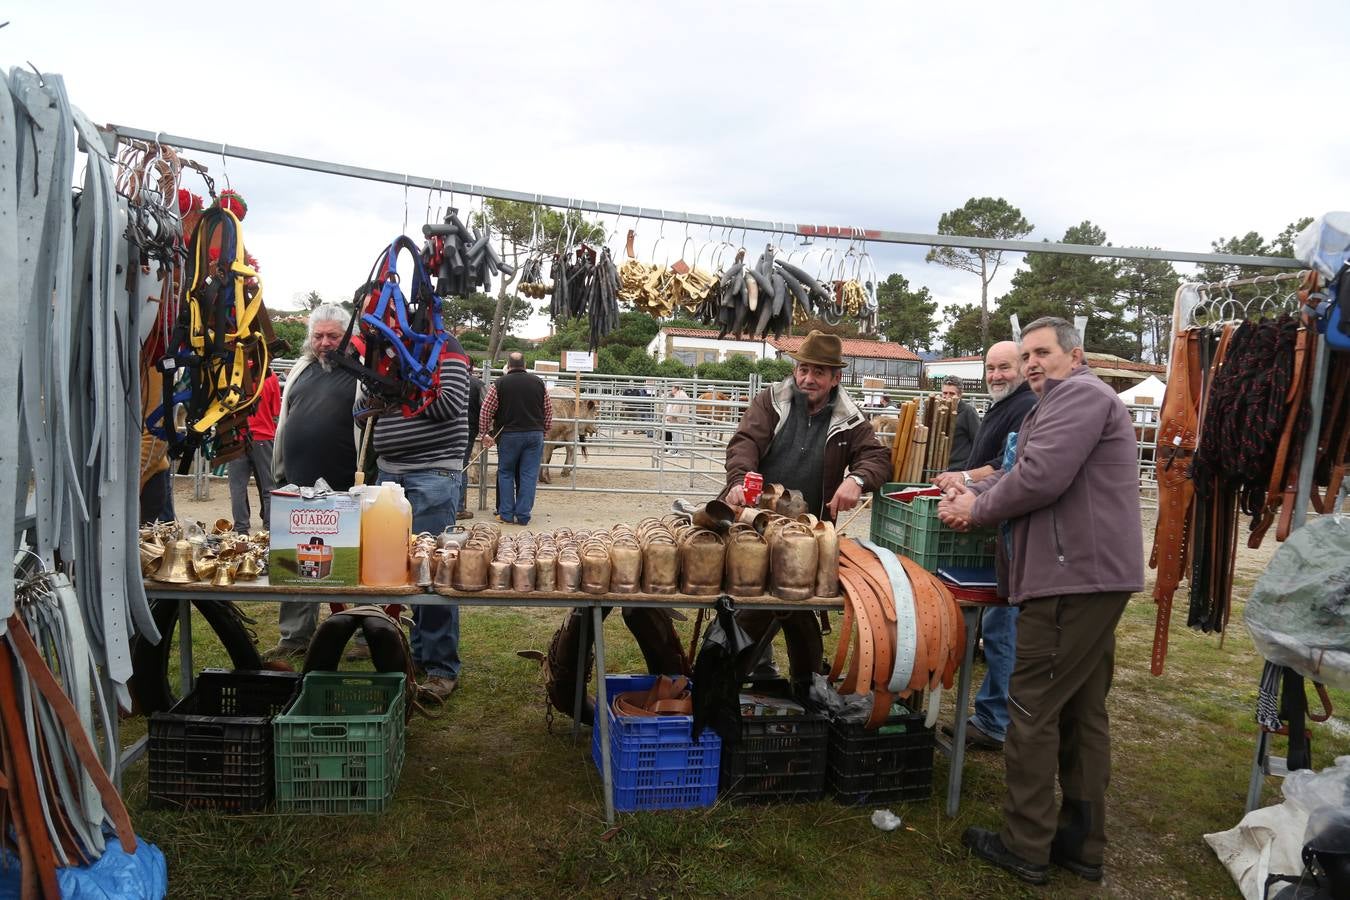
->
[827,705,934,805]
[149,669,302,812]
[719,710,829,803]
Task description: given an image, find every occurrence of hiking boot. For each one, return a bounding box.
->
[962,827,1049,886]
[418,675,458,703]
[1050,838,1103,882]
[941,721,1004,752]
[261,642,307,663]
[344,643,372,662]
[457,509,474,520]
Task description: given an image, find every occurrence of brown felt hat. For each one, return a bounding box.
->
[788,330,846,368]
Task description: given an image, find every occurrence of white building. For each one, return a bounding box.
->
[645,327,779,367]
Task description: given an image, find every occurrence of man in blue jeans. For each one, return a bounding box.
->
[365,335,472,702]
[479,352,552,526]
[933,340,1037,750]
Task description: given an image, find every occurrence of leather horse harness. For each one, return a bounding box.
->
[1150,272,1350,673]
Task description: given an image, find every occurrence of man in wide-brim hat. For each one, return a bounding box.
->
[722,330,889,522]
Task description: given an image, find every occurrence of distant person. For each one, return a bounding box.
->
[479,353,552,526]
[663,385,690,454]
[227,368,280,534]
[941,375,981,471]
[264,305,360,662]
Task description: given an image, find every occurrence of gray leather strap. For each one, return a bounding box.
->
[0,71,19,629]
[858,538,918,695]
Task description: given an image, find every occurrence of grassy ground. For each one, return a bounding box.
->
[122,555,1350,899]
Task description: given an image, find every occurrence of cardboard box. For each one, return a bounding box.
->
[268,491,362,586]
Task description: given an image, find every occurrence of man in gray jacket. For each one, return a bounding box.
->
[938,317,1143,886]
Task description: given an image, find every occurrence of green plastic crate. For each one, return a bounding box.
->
[273,672,406,814]
[870,482,996,572]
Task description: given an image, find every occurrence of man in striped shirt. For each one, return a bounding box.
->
[364,335,472,702]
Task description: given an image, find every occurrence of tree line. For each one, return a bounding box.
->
[911,197,1310,363]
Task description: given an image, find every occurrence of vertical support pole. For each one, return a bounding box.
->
[178,599,194,697]
[571,367,582,490]
[192,453,209,501]
[1246,729,1270,813]
[592,604,615,825]
[946,604,983,817]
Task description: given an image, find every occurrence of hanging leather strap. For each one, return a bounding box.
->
[5,615,137,852]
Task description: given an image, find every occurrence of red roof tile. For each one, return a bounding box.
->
[658,327,920,361]
[769,335,920,361]
[660,327,764,340]
[1083,353,1167,374]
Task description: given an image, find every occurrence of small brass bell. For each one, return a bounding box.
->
[153,540,196,583]
[212,561,237,587]
[191,557,219,583]
[139,541,166,577]
[236,554,261,581]
[212,517,234,535]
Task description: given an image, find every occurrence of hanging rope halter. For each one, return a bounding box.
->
[155,204,271,464]
[336,236,449,418]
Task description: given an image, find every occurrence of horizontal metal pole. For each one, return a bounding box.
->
[107,124,1302,269]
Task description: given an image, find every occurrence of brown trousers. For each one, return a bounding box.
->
[1000,591,1131,866]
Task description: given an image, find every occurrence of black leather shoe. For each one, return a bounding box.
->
[962,827,1050,886]
[1050,840,1103,882]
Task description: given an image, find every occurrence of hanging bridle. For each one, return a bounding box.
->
[336,236,450,418]
[155,203,281,466]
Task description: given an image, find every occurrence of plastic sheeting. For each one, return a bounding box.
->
[1244,514,1350,690]
[0,836,166,899]
[1294,212,1350,281]
[1205,756,1350,899]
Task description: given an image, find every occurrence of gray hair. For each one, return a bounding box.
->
[307,303,348,338]
[506,351,526,371]
[303,303,349,367]
[941,375,963,393]
[1020,316,1082,353]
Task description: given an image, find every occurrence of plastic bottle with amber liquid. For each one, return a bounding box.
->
[360,482,413,586]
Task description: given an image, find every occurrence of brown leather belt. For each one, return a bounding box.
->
[1149,325,1203,675]
[1,615,138,894]
[829,539,965,728]
[612,674,693,717]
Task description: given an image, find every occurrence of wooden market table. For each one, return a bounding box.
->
[141,580,991,822]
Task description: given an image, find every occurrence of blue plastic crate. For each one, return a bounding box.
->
[590,674,721,812]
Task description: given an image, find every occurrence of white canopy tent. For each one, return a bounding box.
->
[1118,374,1166,406]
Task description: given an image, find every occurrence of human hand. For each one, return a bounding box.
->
[725,484,746,509]
[827,478,863,520]
[937,488,976,531]
[932,471,964,491]
[481,434,495,449]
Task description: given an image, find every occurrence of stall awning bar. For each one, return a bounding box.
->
[106,124,1303,270]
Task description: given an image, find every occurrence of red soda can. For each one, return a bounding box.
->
[742,471,763,507]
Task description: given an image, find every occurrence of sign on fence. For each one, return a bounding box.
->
[563,351,596,372]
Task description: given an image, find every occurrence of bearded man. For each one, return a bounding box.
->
[933,340,1039,752]
[263,304,361,660]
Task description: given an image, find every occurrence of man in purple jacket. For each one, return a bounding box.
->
[938,317,1143,886]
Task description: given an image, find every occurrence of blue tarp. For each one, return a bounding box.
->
[0,836,166,899]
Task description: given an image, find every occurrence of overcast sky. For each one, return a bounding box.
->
[9,1,1347,340]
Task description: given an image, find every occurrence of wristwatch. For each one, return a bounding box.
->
[849,474,866,490]
[962,471,975,487]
